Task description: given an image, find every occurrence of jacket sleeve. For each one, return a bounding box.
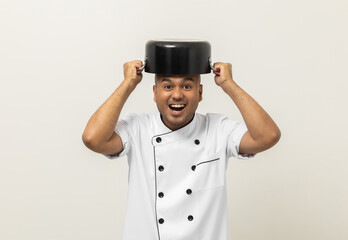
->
[103,113,137,160]
[217,115,256,160]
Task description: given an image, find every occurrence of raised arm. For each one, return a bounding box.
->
[82,60,143,156]
[213,62,281,155]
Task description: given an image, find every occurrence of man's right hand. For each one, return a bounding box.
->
[123,60,144,88]
[82,60,144,156]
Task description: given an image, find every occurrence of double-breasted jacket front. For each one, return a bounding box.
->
[105,112,255,240]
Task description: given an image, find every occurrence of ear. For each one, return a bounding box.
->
[153,85,157,102]
[199,84,203,102]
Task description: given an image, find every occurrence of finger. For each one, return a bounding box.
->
[135,60,145,73]
[213,70,220,76]
[136,64,144,73]
[133,60,143,68]
[214,68,221,74]
[213,62,223,68]
[124,61,141,70]
[212,64,221,75]
[136,67,143,74]
[213,62,222,73]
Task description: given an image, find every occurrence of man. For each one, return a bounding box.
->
[82,60,281,240]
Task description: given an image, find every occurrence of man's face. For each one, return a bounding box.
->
[153,74,202,131]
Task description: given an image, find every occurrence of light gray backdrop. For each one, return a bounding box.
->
[1,0,347,239]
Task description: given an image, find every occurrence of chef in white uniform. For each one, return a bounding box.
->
[82,41,281,240]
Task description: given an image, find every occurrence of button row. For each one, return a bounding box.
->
[158,165,196,171]
[158,189,192,198]
[155,137,200,145]
[158,215,194,224]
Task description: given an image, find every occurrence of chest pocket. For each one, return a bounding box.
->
[196,152,225,190]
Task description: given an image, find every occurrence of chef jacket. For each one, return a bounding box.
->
[104,112,255,240]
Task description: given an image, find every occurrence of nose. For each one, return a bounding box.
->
[172,87,183,100]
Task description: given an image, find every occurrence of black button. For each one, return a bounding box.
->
[159,218,164,224]
[188,215,194,221]
[191,165,196,171]
[158,165,164,171]
[186,189,192,195]
[194,139,200,145]
[156,137,162,143]
[158,192,164,198]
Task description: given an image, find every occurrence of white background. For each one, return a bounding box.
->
[1,0,347,239]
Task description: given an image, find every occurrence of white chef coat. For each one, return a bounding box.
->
[105,112,255,240]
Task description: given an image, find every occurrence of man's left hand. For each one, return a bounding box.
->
[213,62,234,87]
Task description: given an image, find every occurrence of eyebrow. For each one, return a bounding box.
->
[161,77,194,82]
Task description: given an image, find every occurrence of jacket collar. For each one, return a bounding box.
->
[152,111,197,145]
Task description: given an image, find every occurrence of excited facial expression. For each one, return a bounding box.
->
[153,75,203,131]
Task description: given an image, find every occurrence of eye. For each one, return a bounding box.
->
[183,85,191,90]
[164,85,172,90]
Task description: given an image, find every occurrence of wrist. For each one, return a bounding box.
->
[116,79,137,96]
[122,78,138,89]
[219,78,237,90]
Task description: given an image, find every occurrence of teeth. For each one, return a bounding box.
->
[170,104,185,108]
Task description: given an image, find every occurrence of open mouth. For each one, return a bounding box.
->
[169,104,186,111]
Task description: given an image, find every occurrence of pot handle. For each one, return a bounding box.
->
[137,57,147,71]
[209,57,220,73]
